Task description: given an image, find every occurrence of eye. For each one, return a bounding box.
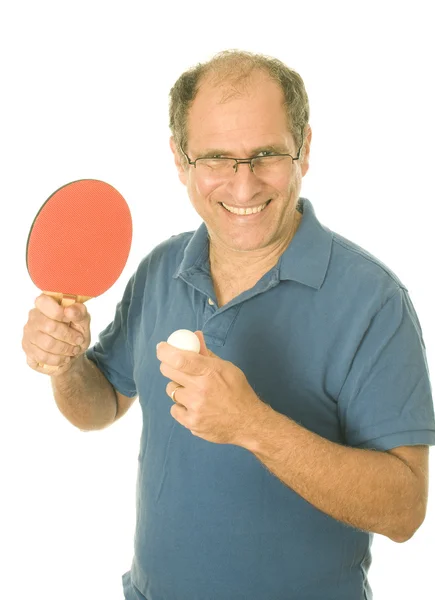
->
[256,150,278,157]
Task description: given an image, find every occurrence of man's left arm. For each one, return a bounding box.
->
[239,405,429,543]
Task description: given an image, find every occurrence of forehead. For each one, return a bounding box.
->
[187,71,292,153]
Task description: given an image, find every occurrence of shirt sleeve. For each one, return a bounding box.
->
[338,286,435,450]
[85,273,137,398]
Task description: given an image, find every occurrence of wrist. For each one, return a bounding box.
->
[235,399,276,450]
[50,352,85,379]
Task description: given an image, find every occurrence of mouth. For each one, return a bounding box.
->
[219,199,272,217]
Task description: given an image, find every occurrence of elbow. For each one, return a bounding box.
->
[391,532,414,544]
[389,508,427,544]
[388,527,415,544]
[76,420,114,432]
[391,530,417,544]
[72,415,114,432]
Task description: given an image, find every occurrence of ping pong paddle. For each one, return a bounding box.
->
[26,179,133,372]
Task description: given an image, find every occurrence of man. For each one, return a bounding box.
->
[22,50,435,600]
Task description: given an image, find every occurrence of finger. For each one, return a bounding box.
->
[194,330,209,357]
[63,302,89,325]
[34,295,90,326]
[157,342,212,376]
[26,354,73,375]
[32,329,83,357]
[34,294,70,323]
[159,361,197,388]
[170,402,188,425]
[166,382,185,404]
[28,343,73,367]
[30,312,87,347]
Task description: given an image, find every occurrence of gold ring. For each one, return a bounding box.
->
[171,384,183,403]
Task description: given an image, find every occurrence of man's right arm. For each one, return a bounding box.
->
[22,294,137,431]
[51,353,137,431]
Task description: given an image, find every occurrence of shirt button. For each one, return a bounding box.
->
[208,298,215,305]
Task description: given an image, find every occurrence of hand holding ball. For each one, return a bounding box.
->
[167,329,200,353]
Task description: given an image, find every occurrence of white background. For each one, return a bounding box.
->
[1,1,434,598]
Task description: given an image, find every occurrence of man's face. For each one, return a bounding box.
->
[171,71,311,256]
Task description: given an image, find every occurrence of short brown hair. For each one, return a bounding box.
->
[169,49,310,164]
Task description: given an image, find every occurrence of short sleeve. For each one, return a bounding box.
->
[338,287,435,450]
[86,274,137,398]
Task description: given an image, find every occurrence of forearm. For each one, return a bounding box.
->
[241,405,420,542]
[50,354,117,431]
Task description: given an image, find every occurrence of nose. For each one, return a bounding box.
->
[225,161,264,203]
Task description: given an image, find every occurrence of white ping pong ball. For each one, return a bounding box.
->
[167,329,200,353]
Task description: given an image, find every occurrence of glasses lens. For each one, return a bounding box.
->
[194,155,293,180]
[195,158,235,179]
[252,155,292,174]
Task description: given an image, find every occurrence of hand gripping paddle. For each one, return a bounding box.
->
[26,179,133,372]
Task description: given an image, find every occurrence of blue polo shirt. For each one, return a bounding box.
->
[86,197,435,600]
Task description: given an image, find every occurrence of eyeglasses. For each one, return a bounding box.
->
[180,137,304,181]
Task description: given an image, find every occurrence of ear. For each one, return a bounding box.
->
[300,124,312,177]
[170,137,188,186]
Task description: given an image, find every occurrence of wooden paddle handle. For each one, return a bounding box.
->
[38,292,92,373]
[43,292,92,306]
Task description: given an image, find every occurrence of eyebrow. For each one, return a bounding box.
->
[194,143,290,158]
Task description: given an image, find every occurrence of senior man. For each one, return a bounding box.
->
[23,50,435,600]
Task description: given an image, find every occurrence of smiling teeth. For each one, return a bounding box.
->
[222,201,269,215]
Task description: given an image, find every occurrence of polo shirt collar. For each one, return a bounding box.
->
[173,197,333,291]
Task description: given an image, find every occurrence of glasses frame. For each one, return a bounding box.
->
[180,133,304,175]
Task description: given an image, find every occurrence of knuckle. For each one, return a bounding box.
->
[187,414,198,430]
[174,356,184,370]
[44,318,57,334]
[44,335,57,351]
[37,294,62,319]
[196,375,209,393]
[66,302,89,322]
[189,399,199,413]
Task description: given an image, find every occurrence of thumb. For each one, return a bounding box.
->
[64,303,87,323]
[194,330,218,358]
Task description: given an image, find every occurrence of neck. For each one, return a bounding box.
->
[209,208,302,280]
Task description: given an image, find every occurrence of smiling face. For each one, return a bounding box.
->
[170,69,311,269]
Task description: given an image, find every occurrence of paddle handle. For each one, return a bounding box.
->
[43,292,92,305]
[38,292,92,373]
